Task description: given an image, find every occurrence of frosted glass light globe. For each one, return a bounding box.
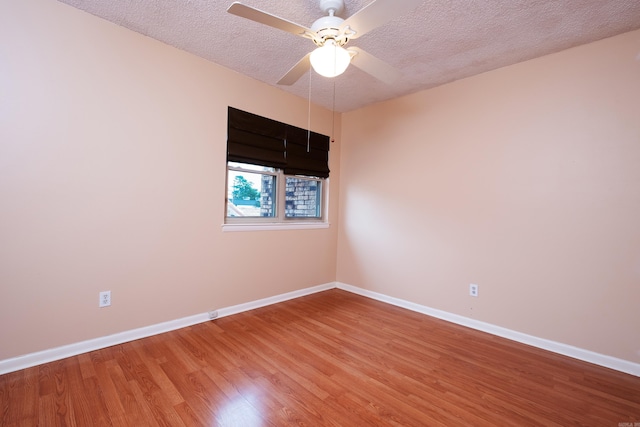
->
[310,40,351,78]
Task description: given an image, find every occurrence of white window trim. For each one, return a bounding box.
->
[222,222,330,232]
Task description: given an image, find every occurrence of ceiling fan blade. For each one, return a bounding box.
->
[340,0,422,39]
[227,2,312,37]
[277,53,312,85]
[348,47,401,84]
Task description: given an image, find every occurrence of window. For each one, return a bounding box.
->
[226,162,276,218]
[225,107,330,226]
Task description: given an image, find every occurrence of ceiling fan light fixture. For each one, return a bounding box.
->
[310,39,351,78]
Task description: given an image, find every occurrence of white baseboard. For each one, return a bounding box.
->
[3,281,638,377]
[336,282,640,377]
[0,282,335,375]
[216,282,335,318]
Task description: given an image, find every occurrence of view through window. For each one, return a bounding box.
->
[226,162,323,221]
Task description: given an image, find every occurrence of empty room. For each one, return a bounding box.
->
[1,0,639,425]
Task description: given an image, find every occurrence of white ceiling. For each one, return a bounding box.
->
[56,0,640,112]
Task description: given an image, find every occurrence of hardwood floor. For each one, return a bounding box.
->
[1,289,639,426]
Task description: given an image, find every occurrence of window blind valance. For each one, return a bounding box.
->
[227,107,330,178]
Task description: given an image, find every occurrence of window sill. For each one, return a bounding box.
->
[222,222,330,232]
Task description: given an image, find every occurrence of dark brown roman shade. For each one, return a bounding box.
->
[227,107,330,178]
[227,107,286,168]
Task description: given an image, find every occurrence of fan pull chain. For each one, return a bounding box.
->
[331,80,336,142]
[307,65,312,153]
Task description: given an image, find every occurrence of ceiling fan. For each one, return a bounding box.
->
[227,0,422,85]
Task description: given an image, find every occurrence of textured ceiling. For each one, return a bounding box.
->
[56,0,640,112]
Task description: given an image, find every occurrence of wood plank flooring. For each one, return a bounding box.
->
[1,289,639,426]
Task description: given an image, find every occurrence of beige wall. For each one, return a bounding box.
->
[338,29,640,363]
[0,0,340,360]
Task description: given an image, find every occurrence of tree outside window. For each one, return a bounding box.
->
[232,176,260,206]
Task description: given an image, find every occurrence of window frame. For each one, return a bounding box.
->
[224,162,329,230]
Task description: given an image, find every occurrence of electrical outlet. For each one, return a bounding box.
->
[99,291,111,307]
[469,284,479,297]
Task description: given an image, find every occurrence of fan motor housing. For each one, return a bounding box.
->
[311,15,345,42]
